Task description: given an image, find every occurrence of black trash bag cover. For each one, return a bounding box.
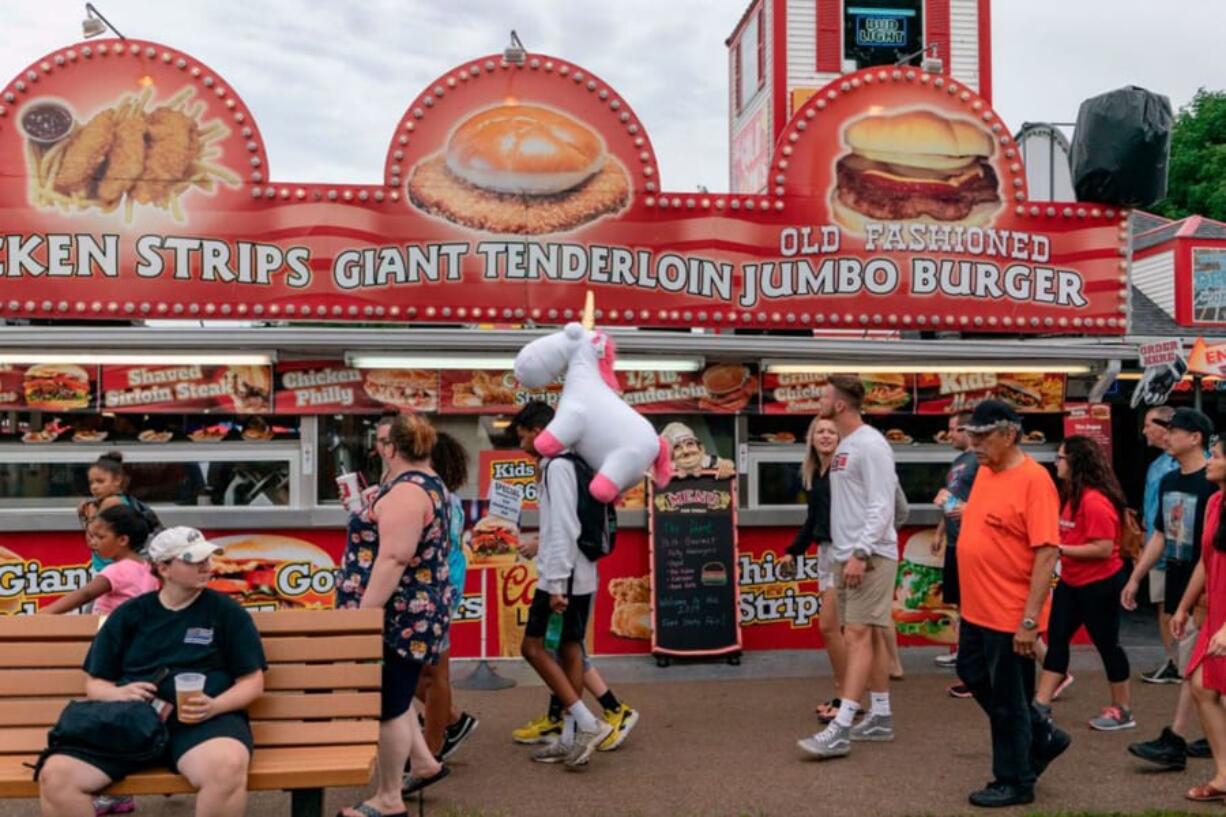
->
[1070,86,1172,207]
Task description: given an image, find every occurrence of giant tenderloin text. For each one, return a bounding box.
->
[0,226,1087,310]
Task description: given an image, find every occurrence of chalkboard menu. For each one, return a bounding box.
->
[649,474,742,659]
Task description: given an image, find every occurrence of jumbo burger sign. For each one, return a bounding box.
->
[0,40,1126,334]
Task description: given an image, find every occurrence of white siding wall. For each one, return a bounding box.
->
[786,0,839,104]
[949,0,980,94]
[1133,250,1177,317]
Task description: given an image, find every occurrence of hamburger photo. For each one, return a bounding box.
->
[0,545,24,614]
[23,364,90,411]
[862,373,911,413]
[995,377,1043,411]
[467,515,519,564]
[227,366,271,414]
[408,103,630,235]
[700,363,757,413]
[207,534,335,609]
[831,110,1002,234]
[893,529,958,644]
[363,369,438,412]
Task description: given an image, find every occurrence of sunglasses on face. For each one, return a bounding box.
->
[1151,419,1170,429]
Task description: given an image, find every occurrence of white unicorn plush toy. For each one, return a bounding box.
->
[514,296,672,503]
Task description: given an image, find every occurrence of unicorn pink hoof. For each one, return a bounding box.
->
[589,473,620,504]
[533,430,564,457]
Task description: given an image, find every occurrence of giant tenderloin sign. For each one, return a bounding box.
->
[0,40,1127,333]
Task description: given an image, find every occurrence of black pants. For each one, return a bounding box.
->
[957,620,1052,787]
[1043,569,1130,682]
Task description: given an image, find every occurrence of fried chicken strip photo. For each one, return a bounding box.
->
[54,109,115,196]
[132,108,197,205]
[97,111,148,205]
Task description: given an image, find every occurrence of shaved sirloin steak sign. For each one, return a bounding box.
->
[0,40,1126,333]
[100,364,272,414]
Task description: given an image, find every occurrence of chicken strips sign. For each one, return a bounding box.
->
[0,39,1128,334]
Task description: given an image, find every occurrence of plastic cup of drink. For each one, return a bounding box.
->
[174,673,206,723]
[336,472,363,513]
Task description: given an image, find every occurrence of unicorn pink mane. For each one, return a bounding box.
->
[594,332,620,392]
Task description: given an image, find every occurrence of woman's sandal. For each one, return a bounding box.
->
[1186,782,1226,802]
[337,804,406,817]
[402,764,451,796]
[815,698,841,722]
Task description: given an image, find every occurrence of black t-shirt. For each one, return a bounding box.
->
[788,467,832,556]
[1154,466,1219,565]
[84,589,268,704]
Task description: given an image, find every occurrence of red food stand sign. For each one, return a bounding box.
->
[0,40,1125,334]
[101,364,273,414]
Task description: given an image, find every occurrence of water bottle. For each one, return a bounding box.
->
[544,611,564,650]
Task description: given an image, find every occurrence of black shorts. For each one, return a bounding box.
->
[524,590,592,645]
[52,712,253,784]
[381,644,425,722]
[1164,560,1196,616]
[942,544,961,607]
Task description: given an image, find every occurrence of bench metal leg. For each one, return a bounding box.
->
[291,788,324,817]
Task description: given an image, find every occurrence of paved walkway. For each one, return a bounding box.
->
[3,642,1220,817]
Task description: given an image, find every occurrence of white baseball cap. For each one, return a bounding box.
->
[147,526,223,564]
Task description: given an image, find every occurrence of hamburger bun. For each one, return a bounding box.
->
[208,534,335,608]
[23,363,90,411]
[845,110,995,170]
[701,363,756,412]
[468,515,519,562]
[446,105,606,196]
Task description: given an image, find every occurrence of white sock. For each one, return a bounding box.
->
[833,698,860,728]
[870,692,891,717]
[569,701,599,732]
[560,713,576,747]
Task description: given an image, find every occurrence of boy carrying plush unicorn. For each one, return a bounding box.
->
[514,292,672,502]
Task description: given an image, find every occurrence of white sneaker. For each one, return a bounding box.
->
[564,722,614,768]
[531,739,571,763]
[798,723,851,759]
[934,651,959,667]
[850,713,895,742]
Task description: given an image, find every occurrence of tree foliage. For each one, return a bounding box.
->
[1152,89,1226,221]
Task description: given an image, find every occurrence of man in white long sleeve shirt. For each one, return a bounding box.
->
[512,402,613,768]
[799,374,900,760]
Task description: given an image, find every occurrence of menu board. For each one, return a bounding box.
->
[274,360,438,414]
[100,364,273,414]
[649,475,741,658]
[0,363,98,412]
[439,370,561,414]
[762,372,913,414]
[915,372,1065,414]
[1064,403,1113,464]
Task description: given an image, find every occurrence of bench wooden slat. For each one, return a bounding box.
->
[0,616,99,641]
[261,634,382,663]
[0,663,381,699]
[251,608,383,635]
[0,642,89,669]
[0,745,378,798]
[251,720,380,747]
[0,692,381,728]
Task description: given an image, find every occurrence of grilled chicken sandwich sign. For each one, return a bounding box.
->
[0,40,1127,334]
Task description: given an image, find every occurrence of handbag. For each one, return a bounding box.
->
[1119,508,1145,562]
[29,700,169,780]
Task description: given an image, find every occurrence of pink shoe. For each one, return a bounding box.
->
[94,795,135,816]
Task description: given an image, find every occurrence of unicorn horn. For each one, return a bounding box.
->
[580,290,596,330]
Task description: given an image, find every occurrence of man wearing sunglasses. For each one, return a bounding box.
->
[1139,406,1180,684]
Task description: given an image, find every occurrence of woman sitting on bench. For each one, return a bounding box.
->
[38,527,267,817]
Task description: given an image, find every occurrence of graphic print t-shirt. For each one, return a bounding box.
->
[1156,467,1219,565]
[944,450,979,547]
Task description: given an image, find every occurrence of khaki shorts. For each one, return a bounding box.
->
[836,555,898,628]
[1149,568,1166,605]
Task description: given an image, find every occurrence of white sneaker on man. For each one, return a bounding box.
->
[850,713,895,742]
[798,723,851,759]
[934,651,959,667]
[564,722,613,768]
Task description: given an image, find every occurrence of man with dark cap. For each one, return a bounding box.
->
[1123,407,1218,770]
[954,400,1068,807]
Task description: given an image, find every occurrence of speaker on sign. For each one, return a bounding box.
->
[1070,87,1172,208]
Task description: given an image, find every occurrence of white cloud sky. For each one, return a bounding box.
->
[0,1,1217,193]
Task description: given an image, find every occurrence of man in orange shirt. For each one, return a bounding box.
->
[956,400,1069,808]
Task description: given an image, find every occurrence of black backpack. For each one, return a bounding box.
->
[545,454,617,562]
[123,494,164,538]
[30,700,169,780]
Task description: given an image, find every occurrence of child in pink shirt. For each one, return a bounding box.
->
[43,504,159,617]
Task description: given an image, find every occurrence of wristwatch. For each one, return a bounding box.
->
[1021,617,1038,631]
[852,547,872,561]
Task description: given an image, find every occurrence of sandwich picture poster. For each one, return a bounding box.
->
[0,363,99,412]
[439,370,560,414]
[0,40,1126,335]
[620,363,759,414]
[914,372,1066,414]
[274,360,438,414]
[761,371,914,414]
[100,364,273,414]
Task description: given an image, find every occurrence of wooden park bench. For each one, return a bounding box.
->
[0,607,383,817]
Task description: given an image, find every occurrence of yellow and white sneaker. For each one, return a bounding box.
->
[598,704,640,751]
[512,714,563,745]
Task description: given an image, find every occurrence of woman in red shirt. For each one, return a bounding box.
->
[1173,434,1226,801]
[1036,435,1133,731]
